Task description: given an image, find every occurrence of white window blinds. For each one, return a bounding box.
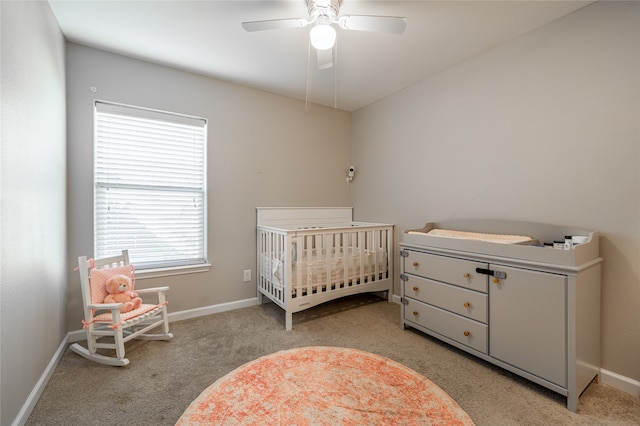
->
[94,101,207,269]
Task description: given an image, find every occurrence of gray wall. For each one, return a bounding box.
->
[351,1,640,383]
[0,1,67,424]
[65,43,352,328]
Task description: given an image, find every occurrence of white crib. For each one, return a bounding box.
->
[257,207,393,330]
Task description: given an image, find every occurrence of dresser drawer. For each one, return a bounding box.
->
[404,275,487,323]
[404,251,488,293]
[404,298,488,354]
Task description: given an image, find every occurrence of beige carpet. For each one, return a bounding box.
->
[177,346,474,425]
[26,294,640,425]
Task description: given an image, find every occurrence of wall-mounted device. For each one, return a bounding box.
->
[346,166,356,182]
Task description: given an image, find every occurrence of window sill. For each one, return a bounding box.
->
[135,263,211,280]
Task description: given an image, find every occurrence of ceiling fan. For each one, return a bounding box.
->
[241,0,407,69]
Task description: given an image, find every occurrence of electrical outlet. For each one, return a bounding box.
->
[243,269,252,282]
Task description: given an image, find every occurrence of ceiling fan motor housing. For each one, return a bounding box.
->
[308,0,340,25]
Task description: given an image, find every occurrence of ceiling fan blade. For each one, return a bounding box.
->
[241,18,308,32]
[338,15,407,34]
[317,48,333,70]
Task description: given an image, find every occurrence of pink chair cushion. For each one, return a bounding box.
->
[92,303,160,323]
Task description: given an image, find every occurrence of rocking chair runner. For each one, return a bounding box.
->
[70,250,173,366]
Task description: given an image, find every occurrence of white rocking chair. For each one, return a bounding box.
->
[70,250,173,366]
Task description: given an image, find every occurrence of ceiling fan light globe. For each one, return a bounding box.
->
[310,24,336,50]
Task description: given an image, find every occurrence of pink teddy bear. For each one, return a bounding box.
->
[104,274,142,313]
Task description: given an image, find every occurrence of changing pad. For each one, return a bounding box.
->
[408,228,534,245]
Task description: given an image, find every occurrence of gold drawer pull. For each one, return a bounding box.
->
[463,273,471,279]
[412,262,419,267]
[493,278,500,284]
[412,286,419,292]
[463,302,470,308]
[463,331,470,337]
[412,311,418,316]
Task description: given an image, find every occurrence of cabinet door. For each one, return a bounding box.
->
[489,265,567,387]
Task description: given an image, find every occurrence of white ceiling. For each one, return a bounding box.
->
[48,0,593,111]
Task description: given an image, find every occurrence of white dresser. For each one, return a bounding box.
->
[400,220,602,412]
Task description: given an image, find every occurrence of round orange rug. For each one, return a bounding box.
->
[177,346,474,425]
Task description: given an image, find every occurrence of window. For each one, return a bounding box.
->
[94,101,207,270]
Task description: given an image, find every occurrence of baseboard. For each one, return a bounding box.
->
[68,297,261,343]
[168,297,261,322]
[600,368,640,396]
[12,334,70,426]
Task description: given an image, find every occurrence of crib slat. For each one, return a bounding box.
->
[358,231,366,284]
[373,229,380,279]
[323,233,330,291]
[342,232,348,287]
[365,230,371,282]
